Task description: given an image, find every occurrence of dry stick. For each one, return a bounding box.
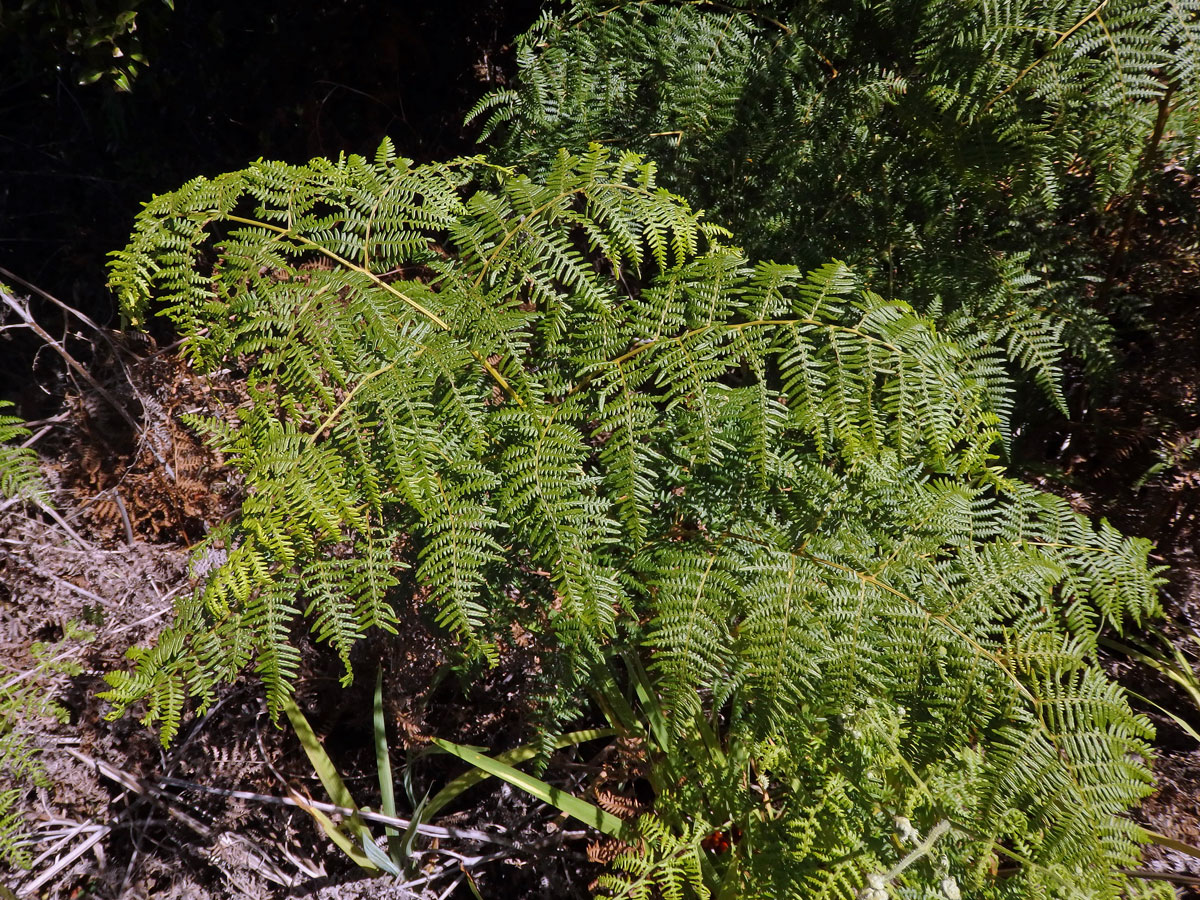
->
[33,501,94,549]
[0,265,119,347]
[0,469,89,544]
[2,269,169,479]
[131,694,300,892]
[377,855,492,896]
[0,290,141,437]
[0,609,165,693]
[67,749,213,839]
[111,488,135,545]
[0,281,176,479]
[44,572,107,606]
[0,582,179,692]
[18,823,112,897]
[150,775,521,847]
[17,412,71,430]
[73,750,528,873]
[0,536,96,553]
[210,832,300,888]
[20,423,57,448]
[22,821,104,873]
[61,749,237,899]
[271,840,327,881]
[436,874,466,900]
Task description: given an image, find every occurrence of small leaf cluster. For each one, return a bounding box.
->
[0,0,176,92]
[106,143,1163,897]
[0,406,53,870]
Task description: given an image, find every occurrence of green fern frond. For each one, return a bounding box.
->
[0,401,47,505]
[104,144,1166,897]
[481,0,1200,419]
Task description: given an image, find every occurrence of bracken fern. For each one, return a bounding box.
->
[0,401,50,870]
[475,0,1200,416]
[105,144,1164,897]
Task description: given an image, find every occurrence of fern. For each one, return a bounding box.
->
[0,402,50,871]
[106,144,1163,897]
[0,401,47,506]
[479,0,1200,411]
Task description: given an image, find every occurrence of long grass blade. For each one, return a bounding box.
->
[283,694,359,811]
[373,666,403,865]
[425,729,614,822]
[283,694,380,873]
[432,736,631,840]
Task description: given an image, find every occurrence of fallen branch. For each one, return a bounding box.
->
[150,775,523,847]
[0,280,176,480]
[0,289,141,438]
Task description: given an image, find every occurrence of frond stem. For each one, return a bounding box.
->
[224,214,524,406]
[984,1,1110,113]
[225,215,451,330]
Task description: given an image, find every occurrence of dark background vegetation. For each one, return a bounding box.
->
[0,0,539,412]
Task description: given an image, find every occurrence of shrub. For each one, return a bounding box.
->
[105,143,1164,897]
[475,0,1200,413]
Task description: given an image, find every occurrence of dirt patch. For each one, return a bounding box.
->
[1,341,611,898]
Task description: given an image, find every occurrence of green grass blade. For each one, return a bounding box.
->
[373,666,403,865]
[1138,825,1200,860]
[295,793,380,872]
[432,736,631,840]
[283,694,359,811]
[1126,688,1200,745]
[588,659,643,736]
[425,728,614,823]
[622,651,675,755]
[283,693,382,872]
[1101,635,1200,711]
[399,786,433,871]
[359,829,403,875]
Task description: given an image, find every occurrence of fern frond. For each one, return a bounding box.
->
[0,401,47,505]
[482,0,1200,421]
[106,144,1165,897]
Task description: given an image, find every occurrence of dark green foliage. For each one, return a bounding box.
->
[0,0,176,91]
[106,143,1163,897]
[476,0,1200,412]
